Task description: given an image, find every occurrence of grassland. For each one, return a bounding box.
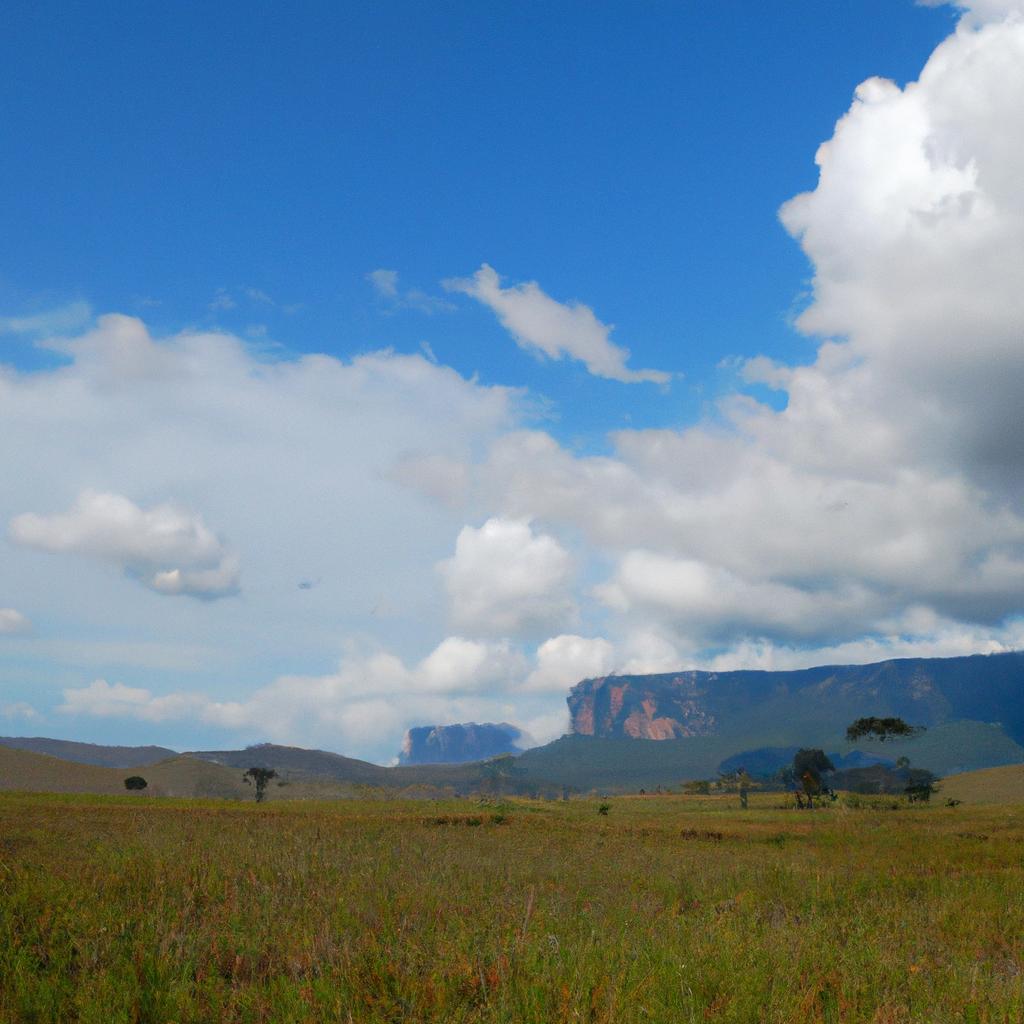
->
[940,763,1024,805]
[2,792,1023,1022]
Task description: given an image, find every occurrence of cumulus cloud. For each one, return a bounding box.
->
[59,679,209,721]
[443,13,1024,657]
[58,636,531,750]
[10,491,240,599]
[445,264,670,384]
[0,608,31,635]
[522,634,616,692]
[438,518,576,637]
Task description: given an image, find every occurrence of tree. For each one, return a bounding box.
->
[846,717,925,743]
[792,749,835,809]
[683,779,711,795]
[480,754,523,797]
[243,766,277,802]
[718,768,759,809]
[123,775,147,791]
[905,769,939,803]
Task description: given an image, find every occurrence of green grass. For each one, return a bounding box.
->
[1,791,1023,1022]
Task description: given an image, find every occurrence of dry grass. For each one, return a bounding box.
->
[939,763,1024,805]
[1,791,1023,1022]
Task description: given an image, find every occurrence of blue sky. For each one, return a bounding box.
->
[4,0,1024,762]
[2,1,954,433]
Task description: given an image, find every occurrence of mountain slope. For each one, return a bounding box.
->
[0,736,176,767]
[568,652,1024,746]
[0,747,249,798]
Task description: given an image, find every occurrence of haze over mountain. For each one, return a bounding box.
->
[399,722,524,765]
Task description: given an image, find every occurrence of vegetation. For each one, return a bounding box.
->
[122,776,147,791]
[791,748,835,808]
[846,717,924,743]
[243,766,278,802]
[2,791,1024,1022]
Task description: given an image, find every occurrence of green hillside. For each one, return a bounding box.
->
[514,720,1024,793]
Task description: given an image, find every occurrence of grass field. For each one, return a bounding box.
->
[1,791,1022,1023]
[939,764,1024,806]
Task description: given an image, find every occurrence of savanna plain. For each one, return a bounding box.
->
[1,790,1022,1024]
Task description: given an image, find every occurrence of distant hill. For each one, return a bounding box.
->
[939,764,1024,805]
[399,722,523,765]
[511,720,1024,793]
[186,743,529,794]
[0,736,176,768]
[0,746,250,798]
[5,651,1024,798]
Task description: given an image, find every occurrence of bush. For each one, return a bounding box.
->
[123,776,147,791]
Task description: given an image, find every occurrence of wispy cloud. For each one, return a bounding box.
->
[367,268,455,315]
[0,301,92,338]
[444,264,670,385]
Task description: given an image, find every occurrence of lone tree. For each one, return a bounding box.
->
[123,775,147,791]
[905,776,939,803]
[718,768,759,809]
[243,766,277,802]
[792,748,835,809]
[846,717,925,743]
[480,753,524,797]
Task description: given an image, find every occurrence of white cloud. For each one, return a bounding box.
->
[59,680,208,722]
[445,264,670,384]
[0,301,92,338]
[438,518,576,637]
[10,491,240,599]
[58,636,532,752]
[523,634,616,692]
[444,14,1024,657]
[0,609,31,635]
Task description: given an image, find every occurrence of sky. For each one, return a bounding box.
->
[3,0,1024,763]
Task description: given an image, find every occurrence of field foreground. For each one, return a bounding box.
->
[1,793,1022,1023]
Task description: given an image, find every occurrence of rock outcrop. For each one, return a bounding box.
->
[399,722,524,765]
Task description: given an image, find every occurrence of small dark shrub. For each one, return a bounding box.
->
[123,776,147,791]
[598,803,611,816]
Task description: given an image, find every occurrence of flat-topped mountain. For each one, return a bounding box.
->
[567,652,1024,746]
[399,722,524,765]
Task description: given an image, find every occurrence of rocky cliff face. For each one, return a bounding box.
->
[399,722,523,765]
[567,652,1024,743]
[567,675,717,739]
